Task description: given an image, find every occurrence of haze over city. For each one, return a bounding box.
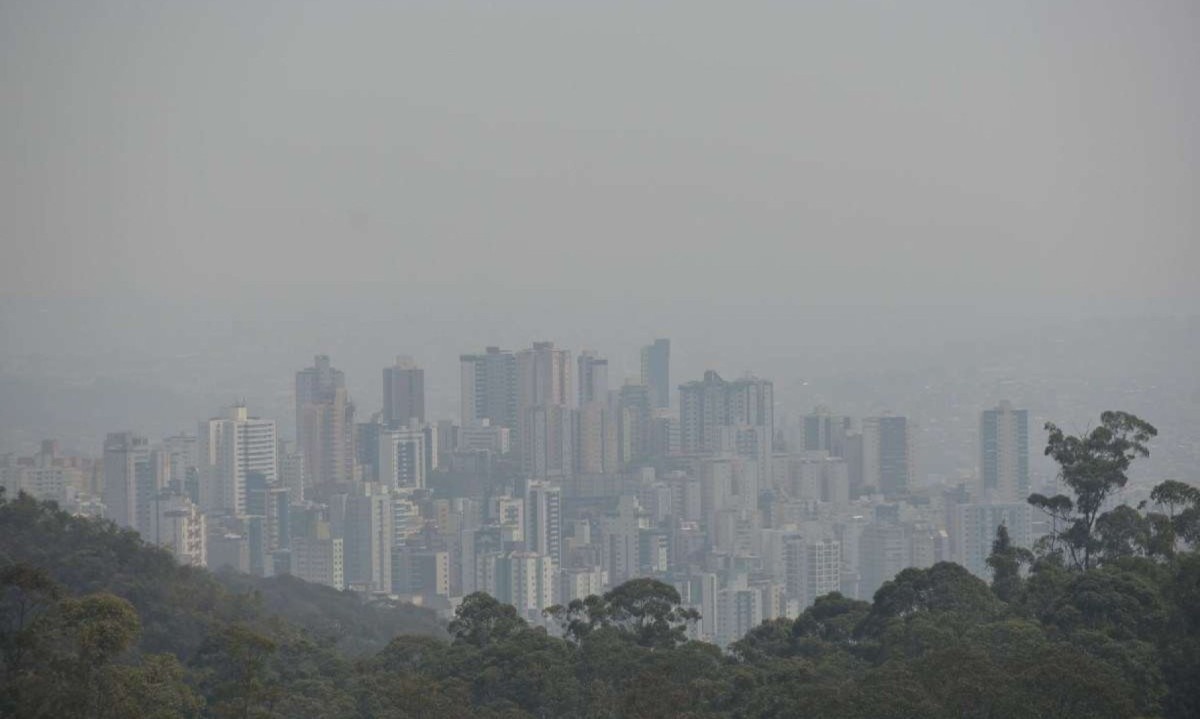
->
[1,2,1198,717]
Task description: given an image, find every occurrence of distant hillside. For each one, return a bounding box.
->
[0,491,443,663]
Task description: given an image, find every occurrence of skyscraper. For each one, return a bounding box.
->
[102,432,149,530]
[577,350,609,406]
[859,416,911,498]
[517,342,572,471]
[383,356,425,427]
[679,370,774,475]
[640,338,671,409]
[526,481,563,568]
[296,355,355,489]
[460,347,517,429]
[802,407,850,456]
[980,401,1030,502]
[198,404,278,516]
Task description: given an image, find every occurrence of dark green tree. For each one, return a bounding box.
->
[986,524,1033,602]
[547,578,699,649]
[1028,411,1157,570]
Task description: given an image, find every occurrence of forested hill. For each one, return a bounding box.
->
[2,468,1200,717]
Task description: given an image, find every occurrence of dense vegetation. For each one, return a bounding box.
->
[2,411,1199,717]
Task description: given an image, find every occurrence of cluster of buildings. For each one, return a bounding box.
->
[1,339,1043,646]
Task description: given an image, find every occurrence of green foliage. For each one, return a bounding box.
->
[1030,411,1157,569]
[5,460,1200,717]
[986,524,1032,602]
[547,577,699,649]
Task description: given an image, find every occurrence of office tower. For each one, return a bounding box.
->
[980,401,1030,502]
[526,481,563,567]
[341,488,394,593]
[102,432,149,530]
[383,356,425,427]
[198,404,278,516]
[279,444,305,503]
[517,342,573,473]
[517,342,572,408]
[135,449,172,534]
[574,402,618,474]
[378,425,427,490]
[296,355,355,489]
[640,338,671,409]
[859,416,911,498]
[524,405,574,478]
[802,408,851,456]
[460,347,518,429]
[356,420,382,483]
[577,350,609,405]
[618,382,652,462]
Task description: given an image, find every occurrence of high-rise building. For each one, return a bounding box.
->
[148,494,207,567]
[526,481,563,567]
[291,535,344,590]
[495,551,555,618]
[340,487,394,594]
[577,350,609,406]
[679,371,774,484]
[102,432,149,530]
[517,342,572,473]
[802,408,851,456]
[296,355,355,489]
[784,535,842,607]
[383,356,425,427]
[679,371,773,454]
[198,404,278,516]
[860,416,911,498]
[378,425,427,490]
[640,338,671,409]
[980,401,1030,502]
[460,347,518,430]
[618,382,652,463]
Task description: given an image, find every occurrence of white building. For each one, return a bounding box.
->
[148,494,207,567]
[198,404,277,517]
[378,425,426,490]
[496,551,555,619]
[291,536,345,590]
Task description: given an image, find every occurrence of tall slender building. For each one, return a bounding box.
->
[460,347,518,429]
[102,432,149,530]
[517,342,572,472]
[577,350,609,406]
[980,401,1029,502]
[296,355,355,489]
[802,407,850,457]
[860,416,911,498]
[640,338,671,409]
[383,356,425,428]
[198,404,278,516]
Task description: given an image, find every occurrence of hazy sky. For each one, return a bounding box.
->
[2,0,1197,315]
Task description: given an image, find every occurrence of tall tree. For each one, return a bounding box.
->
[987,524,1033,602]
[1028,411,1157,570]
